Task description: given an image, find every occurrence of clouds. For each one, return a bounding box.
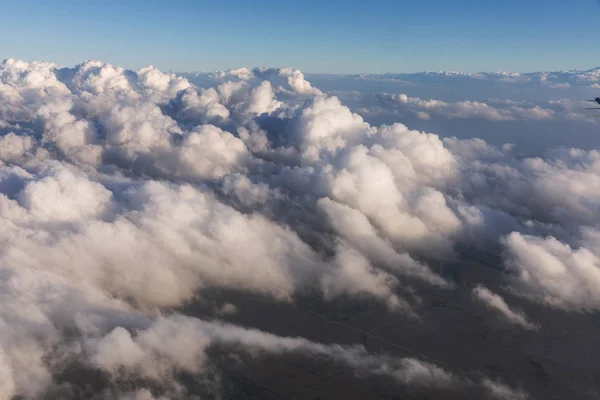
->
[184,66,322,97]
[482,379,529,400]
[503,230,600,311]
[167,124,249,180]
[320,245,411,312]
[449,143,600,233]
[253,67,323,96]
[0,59,70,121]
[86,315,464,395]
[373,93,555,122]
[0,133,35,164]
[87,314,531,398]
[473,285,539,330]
[344,66,600,95]
[0,55,451,395]
[297,95,373,160]
[88,318,212,381]
[0,57,597,398]
[309,70,600,156]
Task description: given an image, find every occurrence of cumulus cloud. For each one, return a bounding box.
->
[0,57,596,398]
[184,66,322,97]
[0,132,35,163]
[253,67,323,96]
[0,57,460,397]
[473,285,539,330]
[321,245,412,312]
[449,143,600,231]
[503,230,600,311]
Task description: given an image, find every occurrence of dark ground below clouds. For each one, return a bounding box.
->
[180,250,600,400]
[44,251,600,400]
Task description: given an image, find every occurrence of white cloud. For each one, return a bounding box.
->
[503,230,600,311]
[85,314,460,394]
[482,378,529,400]
[171,124,249,180]
[0,133,35,163]
[453,146,600,230]
[0,57,598,398]
[509,105,554,120]
[321,245,411,312]
[549,82,571,89]
[253,67,323,96]
[207,67,253,81]
[473,285,539,330]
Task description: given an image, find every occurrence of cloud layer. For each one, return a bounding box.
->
[0,58,596,398]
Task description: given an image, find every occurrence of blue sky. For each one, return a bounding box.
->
[1,0,599,73]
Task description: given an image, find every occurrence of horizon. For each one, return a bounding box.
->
[3,56,600,76]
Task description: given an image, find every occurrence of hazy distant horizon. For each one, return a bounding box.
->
[4,55,600,76]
